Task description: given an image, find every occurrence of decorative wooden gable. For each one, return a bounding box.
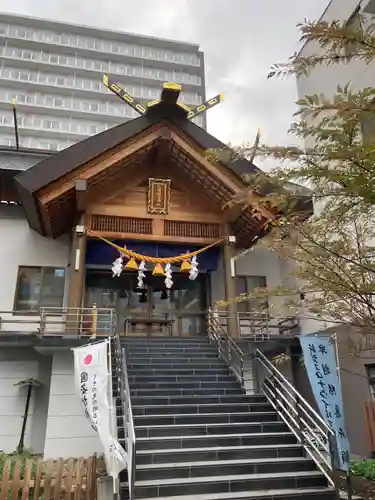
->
[28,121,275,246]
[86,160,228,243]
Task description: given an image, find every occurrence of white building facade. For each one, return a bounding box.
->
[297,0,375,103]
[0,12,206,152]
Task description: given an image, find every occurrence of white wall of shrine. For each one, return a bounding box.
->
[44,351,102,458]
[210,247,295,312]
[0,204,70,332]
[0,347,52,455]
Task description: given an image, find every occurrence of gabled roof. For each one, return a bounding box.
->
[15,108,257,197]
[13,82,311,241]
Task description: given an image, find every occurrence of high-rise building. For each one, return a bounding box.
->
[0,12,206,151]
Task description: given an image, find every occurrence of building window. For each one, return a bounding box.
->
[235,276,268,313]
[56,76,65,86]
[14,266,65,312]
[366,365,375,399]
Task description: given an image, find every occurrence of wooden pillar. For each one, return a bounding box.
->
[67,213,87,309]
[67,180,88,312]
[223,235,239,338]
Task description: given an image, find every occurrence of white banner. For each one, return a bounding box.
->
[73,340,127,481]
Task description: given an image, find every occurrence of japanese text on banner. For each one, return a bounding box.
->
[300,335,350,472]
[73,340,127,480]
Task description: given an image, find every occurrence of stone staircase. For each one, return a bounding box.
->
[117,336,337,500]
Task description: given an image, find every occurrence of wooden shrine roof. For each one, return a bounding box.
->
[13,84,312,244]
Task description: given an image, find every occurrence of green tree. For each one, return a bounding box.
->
[214,14,375,341]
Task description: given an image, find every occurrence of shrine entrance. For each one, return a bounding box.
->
[85,269,208,337]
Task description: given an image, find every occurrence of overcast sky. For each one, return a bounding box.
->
[2,0,329,164]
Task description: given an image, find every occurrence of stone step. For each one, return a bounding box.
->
[128,380,239,391]
[131,470,329,498]
[115,335,333,500]
[126,351,219,359]
[135,443,305,466]
[136,487,337,500]
[129,394,254,406]
[127,359,225,368]
[122,337,209,344]
[135,456,316,482]
[130,401,271,416]
[132,411,278,427]
[128,374,236,384]
[125,346,218,354]
[131,421,288,439]
[133,431,297,451]
[130,387,243,397]
[127,367,230,376]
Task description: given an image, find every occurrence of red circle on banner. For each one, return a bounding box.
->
[84,354,93,365]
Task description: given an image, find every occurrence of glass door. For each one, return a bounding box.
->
[176,276,207,336]
[123,281,151,335]
[85,269,208,336]
[85,286,119,334]
[150,278,178,336]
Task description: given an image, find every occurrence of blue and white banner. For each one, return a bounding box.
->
[300,335,351,472]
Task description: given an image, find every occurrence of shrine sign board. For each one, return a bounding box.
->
[148,178,171,215]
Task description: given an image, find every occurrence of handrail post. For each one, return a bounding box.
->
[295,393,305,448]
[237,312,241,338]
[91,303,97,339]
[240,356,245,391]
[39,309,45,337]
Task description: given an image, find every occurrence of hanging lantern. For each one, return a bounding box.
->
[180,260,191,273]
[124,257,138,271]
[152,263,165,276]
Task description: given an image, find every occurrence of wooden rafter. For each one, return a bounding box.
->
[39,133,160,205]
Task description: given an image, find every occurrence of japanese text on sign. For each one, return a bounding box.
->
[300,336,351,472]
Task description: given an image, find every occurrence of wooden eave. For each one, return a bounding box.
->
[30,121,276,244]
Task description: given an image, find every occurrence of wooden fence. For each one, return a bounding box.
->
[0,455,97,500]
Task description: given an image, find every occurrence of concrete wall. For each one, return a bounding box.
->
[210,247,288,308]
[298,0,375,103]
[335,326,375,457]
[0,347,51,454]
[234,248,287,314]
[44,350,102,459]
[0,206,70,332]
[30,354,52,455]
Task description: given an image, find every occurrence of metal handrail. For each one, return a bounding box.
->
[112,331,136,500]
[212,310,299,339]
[207,307,245,389]
[255,349,335,485]
[207,309,335,486]
[0,307,116,337]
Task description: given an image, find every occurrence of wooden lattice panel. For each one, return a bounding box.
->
[164,220,221,239]
[90,215,152,234]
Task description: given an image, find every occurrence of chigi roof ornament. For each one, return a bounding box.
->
[102,74,224,120]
